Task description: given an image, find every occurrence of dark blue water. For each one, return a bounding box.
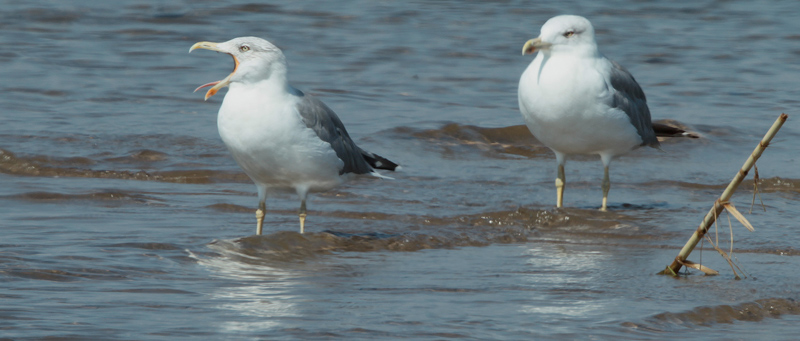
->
[2,0,799,339]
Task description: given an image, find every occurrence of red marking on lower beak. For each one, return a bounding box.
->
[194,81,220,93]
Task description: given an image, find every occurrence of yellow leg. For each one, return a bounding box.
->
[255,202,265,235]
[600,165,610,212]
[298,200,307,234]
[555,164,565,208]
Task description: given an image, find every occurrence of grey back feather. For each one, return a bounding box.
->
[295,91,375,175]
[608,60,660,148]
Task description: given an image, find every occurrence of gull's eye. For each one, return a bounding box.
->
[239,44,250,52]
[563,31,575,38]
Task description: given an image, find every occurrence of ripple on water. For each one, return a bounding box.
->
[624,297,800,331]
[0,148,248,184]
[394,119,699,160]
[201,205,683,268]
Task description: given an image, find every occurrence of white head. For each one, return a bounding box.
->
[521,15,598,57]
[190,36,287,100]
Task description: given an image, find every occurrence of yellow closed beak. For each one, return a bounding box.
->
[522,37,551,55]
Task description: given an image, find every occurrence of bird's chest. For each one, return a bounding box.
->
[518,56,638,154]
[217,93,304,150]
[519,57,612,123]
[216,88,337,175]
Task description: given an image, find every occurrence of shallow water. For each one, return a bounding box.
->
[2,0,799,339]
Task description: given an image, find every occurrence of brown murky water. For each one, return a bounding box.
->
[2,0,799,339]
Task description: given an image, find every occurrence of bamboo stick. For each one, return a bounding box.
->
[660,113,788,276]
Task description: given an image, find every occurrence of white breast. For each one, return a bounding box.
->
[518,54,642,156]
[216,82,345,193]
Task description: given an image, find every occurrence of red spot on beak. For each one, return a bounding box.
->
[194,81,220,93]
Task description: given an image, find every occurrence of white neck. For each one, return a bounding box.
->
[233,55,289,87]
[546,43,600,59]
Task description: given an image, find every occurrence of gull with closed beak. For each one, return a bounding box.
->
[518,15,660,211]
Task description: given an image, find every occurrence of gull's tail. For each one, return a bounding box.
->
[653,122,700,138]
[361,151,400,172]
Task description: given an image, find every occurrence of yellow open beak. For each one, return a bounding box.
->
[189,41,239,101]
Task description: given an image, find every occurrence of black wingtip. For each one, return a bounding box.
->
[362,152,399,171]
[652,122,700,138]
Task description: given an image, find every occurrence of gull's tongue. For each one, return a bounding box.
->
[195,53,238,101]
[194,81,220,93]
[196,71,233,101]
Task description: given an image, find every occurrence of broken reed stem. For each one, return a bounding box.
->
[662,113,788,276]
[750,164,766,214]
[704,234,740,279]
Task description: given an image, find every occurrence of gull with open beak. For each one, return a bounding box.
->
[189,37,398,235]
[189,41,239,100]
[518,15,660,211]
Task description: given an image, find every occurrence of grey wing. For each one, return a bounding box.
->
[608,60,660,148]
[295,91,375,175]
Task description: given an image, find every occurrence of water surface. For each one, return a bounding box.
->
[2,0,799,339]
